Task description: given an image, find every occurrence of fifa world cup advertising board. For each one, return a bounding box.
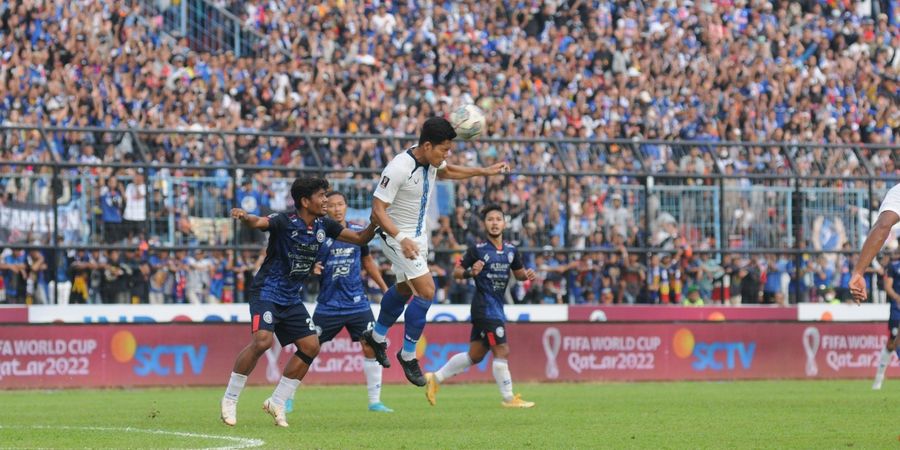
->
[0,323,897,388]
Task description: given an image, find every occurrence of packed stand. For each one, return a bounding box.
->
[0,0,899,305]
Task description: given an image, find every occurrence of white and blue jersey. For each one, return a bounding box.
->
[249,212,344,306]
[314,223,372,316]
[460,241,524,322]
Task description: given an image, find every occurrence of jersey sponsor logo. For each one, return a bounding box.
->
[316,229,326,243]
[380,176,390,188]
[263,311,273,324]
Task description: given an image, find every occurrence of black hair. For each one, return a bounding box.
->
[291,177,329,207]
[326,191,346,201]
[419,117,457,146]
[481,204,504,221]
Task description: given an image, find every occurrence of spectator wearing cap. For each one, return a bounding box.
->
[683,285,705,307]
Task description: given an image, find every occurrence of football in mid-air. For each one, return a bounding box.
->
[449,104,486,140]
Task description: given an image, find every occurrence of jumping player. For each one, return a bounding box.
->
[361,117,508,386]
[220,178,375,427]
[424,205,536,408]
[850,183,900,389]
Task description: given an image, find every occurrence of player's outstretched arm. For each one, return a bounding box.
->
[230,208,270,229]
[850,211,900,303]
[436,162,509,180]
[335,222,376,246]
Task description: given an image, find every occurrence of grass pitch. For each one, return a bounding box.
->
[0,380,897,448]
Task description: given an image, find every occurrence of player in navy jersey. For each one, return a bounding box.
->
[424,205,536,408]
[873,249,900,390]
[852,183,900,390]
[220,178,376,428]
[309,191,393,412]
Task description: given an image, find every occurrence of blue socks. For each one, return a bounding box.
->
[401,297,431,359]
[374,285,407,340]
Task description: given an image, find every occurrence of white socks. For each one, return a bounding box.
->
[493,358,514,402]
[434,352,474,383]
[271,376,301,407]
[224,372,247,401]
[372,330,387,343]
[364,358,383,405]
[875,347,891,385]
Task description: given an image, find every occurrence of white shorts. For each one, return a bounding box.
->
[382,234,430,282]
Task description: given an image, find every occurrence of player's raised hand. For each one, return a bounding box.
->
[400,237,420,259]
[849,272,867,304]
[524,268,537,281]
[485,162,510,176]
[312,262,324,276]
[230,208,248,221]
[471,260,485,276]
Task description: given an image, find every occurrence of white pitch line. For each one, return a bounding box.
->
[0,425,265,450]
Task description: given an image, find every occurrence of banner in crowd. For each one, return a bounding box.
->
[568,305,798,322]
[0,200,82,243]
[24,304,568,324]
[2,322,897,388]
[797,303,889,322]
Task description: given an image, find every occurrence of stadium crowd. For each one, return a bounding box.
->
[0,0,899,305]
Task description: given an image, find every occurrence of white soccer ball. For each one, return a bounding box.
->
[449,104,486,141]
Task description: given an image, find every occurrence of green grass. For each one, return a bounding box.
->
[1,380,898,449]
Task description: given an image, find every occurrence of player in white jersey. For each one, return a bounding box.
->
[852,183,900,303]
[361,117,508,386]
[850,182,900,390]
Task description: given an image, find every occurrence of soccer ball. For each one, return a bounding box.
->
[449,104,486,140]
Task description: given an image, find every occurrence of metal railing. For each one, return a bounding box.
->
[1,124,898,304]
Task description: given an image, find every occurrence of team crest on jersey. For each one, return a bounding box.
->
[263,311,273,324]
[496,326,505,338]
[316,229,326,242]
[507,252,514,263]
[380,176,390,188]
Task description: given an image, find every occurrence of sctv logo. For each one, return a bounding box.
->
[672,328,756,371]
[418,335,491,373]
[110,331,208,377]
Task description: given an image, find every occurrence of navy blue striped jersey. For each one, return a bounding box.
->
[460,241,524,322]
[314,223,372,315]
[250,212,343,305]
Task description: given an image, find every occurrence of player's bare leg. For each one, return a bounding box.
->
[222,331,274,426]
[263,335,319,427]
[491,344,534,408]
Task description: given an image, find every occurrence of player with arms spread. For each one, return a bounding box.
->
[310,191,393,412]
[220,178,375,428]
[361,117,508,386]
[849,183,900,390]
[424,205,536,407]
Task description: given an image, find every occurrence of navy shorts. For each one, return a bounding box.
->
[249,299,317,346]
[470,319,508,347]
[889,319,899,340]
[313,310,376,343]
